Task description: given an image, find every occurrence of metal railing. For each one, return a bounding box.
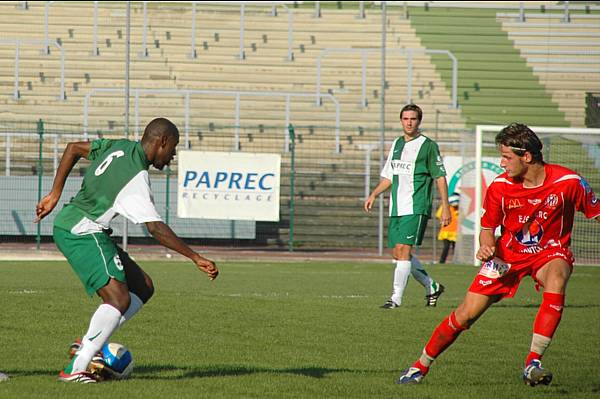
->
[313,1,369,19]
[83,88,342,152]
[3,131,85,176]
[43,1,55,55]
[138,1,296,61]
[0,39,66,101]
[315,47,458,109]
[92,1,100,56]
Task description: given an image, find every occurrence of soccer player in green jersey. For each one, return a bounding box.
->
[364,104,451,308]
[35,117,219,383]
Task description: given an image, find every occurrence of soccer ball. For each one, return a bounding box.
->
[98,342,134,380]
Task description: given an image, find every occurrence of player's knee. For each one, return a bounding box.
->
[130,275,154,303]
[106,292,131,314]
[454,299,492,328]
[99,279,132,313]
[393,245,411,260]
[140,275,155,303]
[453,307,475,328]
[551,268,571,286]
[539,263,571,292]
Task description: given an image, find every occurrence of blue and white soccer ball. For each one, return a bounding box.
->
[101,342,134,379]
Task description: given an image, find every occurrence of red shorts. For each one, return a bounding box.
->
[468,247,574,299]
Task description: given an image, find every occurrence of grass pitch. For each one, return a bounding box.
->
[0,259,599,398]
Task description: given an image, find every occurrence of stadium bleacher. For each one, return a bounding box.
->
[498,11,600,127]
[0,1,598,251]
[0,2,465,138]
[406,4,572,127]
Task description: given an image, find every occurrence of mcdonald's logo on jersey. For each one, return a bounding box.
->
[508,198,523,209]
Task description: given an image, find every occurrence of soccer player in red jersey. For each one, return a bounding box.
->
[396,123,600,386]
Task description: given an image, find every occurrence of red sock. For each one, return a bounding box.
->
[534,292,564,336]
[413,359,430,375]
[413,312,467,374]
[525,352,541,367]
[525,292,564,365]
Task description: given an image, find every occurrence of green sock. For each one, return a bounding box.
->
[63,356,76,374]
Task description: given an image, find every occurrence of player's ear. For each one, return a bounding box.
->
[160,134,169,147]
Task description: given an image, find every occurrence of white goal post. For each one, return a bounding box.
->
[474,125,600,266]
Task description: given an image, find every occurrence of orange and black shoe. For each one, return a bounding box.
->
[68,337,82,359]
[58,370,98,384]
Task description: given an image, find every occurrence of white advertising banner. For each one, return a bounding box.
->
[177,151,281,221]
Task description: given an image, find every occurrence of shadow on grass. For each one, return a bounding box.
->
[4,364,383,381]
[493,303,600,309]
[132,364,359,380]
[2,369,57,378]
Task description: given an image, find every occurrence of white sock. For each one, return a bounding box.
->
[71,303,121,373]
[103,292,144,342]
[410,256,435,295]
[98,292,145,345]
[119,292,144,328]
[530,333,552,356]
[391,260,411,305]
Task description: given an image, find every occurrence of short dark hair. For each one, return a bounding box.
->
[400,104,423,122]
[495,123,544,163]
[143,117,179,140]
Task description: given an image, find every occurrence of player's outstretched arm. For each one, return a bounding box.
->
[364,178,392,212]
[146,221,219,280]
[34,141,91,223]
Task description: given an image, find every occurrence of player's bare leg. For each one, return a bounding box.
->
[67,248,154,376]
[397,292,499,384]
[119,246,154,304]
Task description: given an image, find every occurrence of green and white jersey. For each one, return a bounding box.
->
[54,139,162,235]
[381,134,446,217]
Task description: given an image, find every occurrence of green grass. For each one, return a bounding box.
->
[1,260,599,398]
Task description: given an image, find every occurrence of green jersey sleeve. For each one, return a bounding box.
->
[88,139,114,161]
[427,141,446,179]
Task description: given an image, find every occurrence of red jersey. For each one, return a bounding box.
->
[482,163,600,257]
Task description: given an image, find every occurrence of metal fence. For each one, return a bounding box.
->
[0,120,470,263]
[4,120,599,265]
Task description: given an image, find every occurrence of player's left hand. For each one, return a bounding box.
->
[440,206,452,227]
[194,256,219,281]
[363,195,375,213]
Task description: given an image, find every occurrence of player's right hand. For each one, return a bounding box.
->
[363,196,375,213]
[195,257,219,281]
[34,193,59,223]
[476,245,495,262]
